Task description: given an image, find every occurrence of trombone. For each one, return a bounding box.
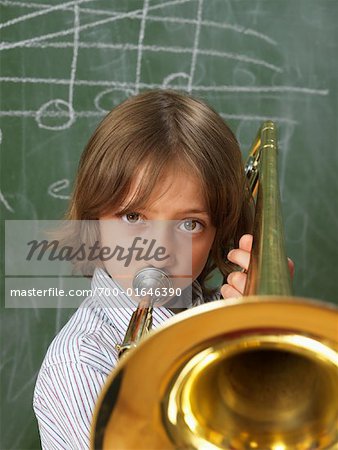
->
[91,122,338,450]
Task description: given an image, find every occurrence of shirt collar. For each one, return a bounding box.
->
[91,267,205,334]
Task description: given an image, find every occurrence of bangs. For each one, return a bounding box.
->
[110,150,210,216]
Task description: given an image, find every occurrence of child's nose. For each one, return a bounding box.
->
[148,232,176,269]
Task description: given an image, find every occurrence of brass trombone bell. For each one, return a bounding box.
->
[92,297,338,449]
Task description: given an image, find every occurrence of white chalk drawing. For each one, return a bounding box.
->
[0,129,14,212]
[187,0,203,93]
[35,1,80,130]
[47,179,71,199]
[0,0,330,201]
[0,76,329,95]
[35,99,75,130]
[135,0,149,95]
[0,0,92,31]
[162,72,189,88]
[0,189,14,212]
[94,88,135,113]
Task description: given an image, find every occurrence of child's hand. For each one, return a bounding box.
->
[220,234,295,299]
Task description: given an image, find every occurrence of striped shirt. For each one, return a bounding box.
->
[33,268,218,449]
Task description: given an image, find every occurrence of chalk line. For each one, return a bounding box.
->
[0,129,14,212]
[162,72,189,88]
[1,0,280,76]
[1,0,277,46]
[188,0,203,93]
[0,0,94,30]
[94,87,135,112]
[135,0,149,95]
[0,0,53,8]
[48,179,71,199]
[34,1,80,130]
[194,85,329,95]
[0,0,192,51]
[0,189,14,212]
[0,16,274,52]
[0,108,301,127]
[0,39,281,72]
[200,19,276,45]
[0,77,329,96]
[68,1,80,107]
[220,113,298,125]
[0,109,103,117]
[200,48,281,72]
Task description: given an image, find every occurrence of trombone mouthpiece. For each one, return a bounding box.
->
[132,267,173,304]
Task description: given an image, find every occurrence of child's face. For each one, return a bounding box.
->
[99,167,216,302]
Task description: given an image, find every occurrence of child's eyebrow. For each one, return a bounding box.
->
[176,209,210,215]
[119,206,210,216]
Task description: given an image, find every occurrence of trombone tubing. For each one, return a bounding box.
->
[244,121,293,296]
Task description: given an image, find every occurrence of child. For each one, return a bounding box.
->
[33,90,257,449]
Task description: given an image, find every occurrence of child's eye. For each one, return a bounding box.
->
[178,219,203,233]
[121,212,145,224]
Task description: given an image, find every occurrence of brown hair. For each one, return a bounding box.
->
[67,90,253,294]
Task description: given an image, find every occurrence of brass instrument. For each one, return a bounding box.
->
[116,267,172,356]
[91,122,338,450]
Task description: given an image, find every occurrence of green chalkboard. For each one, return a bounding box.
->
[1,1,338,448]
